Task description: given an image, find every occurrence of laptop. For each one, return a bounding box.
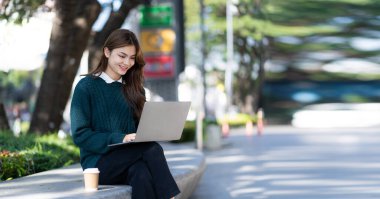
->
[108,101,191,147]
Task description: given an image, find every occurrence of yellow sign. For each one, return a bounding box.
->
[140,29,175,53]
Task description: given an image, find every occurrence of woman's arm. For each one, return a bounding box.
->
[70,81,126,154]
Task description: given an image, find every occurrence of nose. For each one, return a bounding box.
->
[124,58,130,65]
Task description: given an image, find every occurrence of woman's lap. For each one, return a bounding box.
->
[96,142,161,184]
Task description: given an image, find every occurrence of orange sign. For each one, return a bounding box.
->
[140,29,175,53]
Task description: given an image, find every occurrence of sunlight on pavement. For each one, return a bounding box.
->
[253,174,311,181]
[235,165,257,173]
[230,188,265,198]
[165,157,195,162]
[190,127,380,199]
[262,161,380,169]
[299,134,372,145]
[271,179,380,186]
[206,155,254,164]
[263,189,314,197]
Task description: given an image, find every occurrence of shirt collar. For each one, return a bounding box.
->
[99,72,122,84]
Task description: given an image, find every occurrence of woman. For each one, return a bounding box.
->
[70,29,180,199]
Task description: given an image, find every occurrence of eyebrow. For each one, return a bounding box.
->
[119,52,136,57]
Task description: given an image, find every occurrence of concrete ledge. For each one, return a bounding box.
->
[0,142,205,199]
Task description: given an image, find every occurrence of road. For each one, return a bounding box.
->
[190,126,380,199]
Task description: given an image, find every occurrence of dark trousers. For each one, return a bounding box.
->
[96,142,180,199]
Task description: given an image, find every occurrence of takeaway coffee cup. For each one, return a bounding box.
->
[83,168,100,191]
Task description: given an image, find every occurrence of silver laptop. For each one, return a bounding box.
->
[108,101,191,147]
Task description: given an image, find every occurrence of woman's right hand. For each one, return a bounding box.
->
[123,133,136,143]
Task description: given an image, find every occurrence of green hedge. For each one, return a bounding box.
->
[0,131,80,181]
[174,121,198,143]
[218,113,256,127]
[176,113,256,143]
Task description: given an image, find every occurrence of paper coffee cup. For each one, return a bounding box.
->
[83,168,100,191]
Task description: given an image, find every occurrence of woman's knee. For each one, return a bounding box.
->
[128,161,153,183]
[146,142,164,154]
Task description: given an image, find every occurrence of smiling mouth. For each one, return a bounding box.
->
[120,65,129,71]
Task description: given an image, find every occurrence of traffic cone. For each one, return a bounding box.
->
[222,121,229,138]
[245,120,254,136]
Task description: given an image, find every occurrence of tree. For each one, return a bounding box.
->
[257,0,380,122]
[88,0,150,72]
[0,0,46,132]
[1,0,152,134]
[185,0,380,116]
[0,73,9,131]
[232,0,267,114]
[262,0,380,81]
[0,103,10,131]
[29,0,101,134]
[185,0,268,115]
[0,0,45,23]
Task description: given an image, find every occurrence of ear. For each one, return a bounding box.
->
[104,47,111,58]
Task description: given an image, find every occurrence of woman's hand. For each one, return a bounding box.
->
[123,133,136,142]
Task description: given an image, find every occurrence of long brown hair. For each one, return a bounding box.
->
[90,29,146,120]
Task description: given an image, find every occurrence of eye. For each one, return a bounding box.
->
[119,55,126,58]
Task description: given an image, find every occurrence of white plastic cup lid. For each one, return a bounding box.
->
[83,168,100,174]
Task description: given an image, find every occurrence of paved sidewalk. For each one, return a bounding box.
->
[190,126,380,199]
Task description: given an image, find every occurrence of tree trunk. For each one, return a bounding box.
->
[0,103,10,131]
[29,0,101,134]
[233,0,266,116]
[234,36,255,116]
[235,67,255,116]
[88,0,147,71]
[252,40,266,113]
[234,36,266,116]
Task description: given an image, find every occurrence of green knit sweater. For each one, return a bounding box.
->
[70,76,136,170]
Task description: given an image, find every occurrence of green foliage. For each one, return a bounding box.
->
[0,72,8,88]
[7,70,33,87]
[341,94,369,103]
[0,132,79,181]
[264,0,380,81]
[0,0,46,24]
[1,69,41,88]
[0,150,32,180]
[175,120,214,143]
[174,121,197,143]
[219,113,256,127]
[175,114,256,143]
[175,120,215,143]
[0,69,41,111]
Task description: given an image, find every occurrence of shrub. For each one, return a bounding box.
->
[0,150,33,180]
[173,120,205,143]
[0,132,79,181]
[175,113,256,143]
[218,113,256,127]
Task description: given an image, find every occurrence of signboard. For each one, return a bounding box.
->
[138,1,183,100]
[140,29,175,53]
[144,55,174,78]
[139,3,178,81]
[139,5,173,28]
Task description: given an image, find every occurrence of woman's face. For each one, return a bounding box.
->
[104,45,136,80]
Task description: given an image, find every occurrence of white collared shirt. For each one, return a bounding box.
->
[99,72,122,84]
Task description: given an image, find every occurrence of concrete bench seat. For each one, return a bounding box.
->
[0,142,205,199]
